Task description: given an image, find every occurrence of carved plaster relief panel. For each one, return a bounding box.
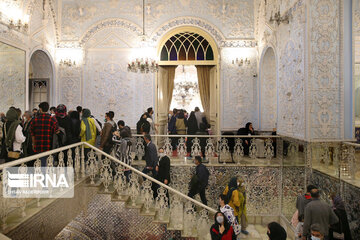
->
[221,48,258,130]
[60,0,254,41]
[309,0,341,139]
[61,0,142,41]
[0,45,26,112]
[58,65,82,110]
[29,0,44,34]
[260,47,277,130]
[30,50,53,82]
[84,50,154,127]
[354,1,360,37]
[277,0,305,139]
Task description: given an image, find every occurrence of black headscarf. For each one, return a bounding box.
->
[187,111,198,135]
[267,222,287,240]
[211,211,231,234]
[245,122,252,132]
[226,177,238,202]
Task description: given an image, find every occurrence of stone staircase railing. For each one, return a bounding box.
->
[0,141,217,239]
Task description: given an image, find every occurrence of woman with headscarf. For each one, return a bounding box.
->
[223,177,241,226]
[267,222,287,240]
[136,113,150,134]
[329,193,352,240]
[80,109,97,161]
[69,111,81,144]
[210,211,236,240]
[186,111,198,155]
[2,108,26,161]
[54,104,72,147]
[237,178,248,235]
[237,122,255,155]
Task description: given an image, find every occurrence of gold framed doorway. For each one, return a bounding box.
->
[155,27,220,136]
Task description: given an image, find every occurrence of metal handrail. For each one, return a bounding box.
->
[0,142,84,170]
[83,142,218,214]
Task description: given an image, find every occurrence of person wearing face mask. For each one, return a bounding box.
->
[153,148,171,199]
[219,194,241,236]
[310,224,325,240]
[210,211,236,240]
[267,222,287,240]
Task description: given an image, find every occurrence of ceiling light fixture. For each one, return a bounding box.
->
[127,0,158,74]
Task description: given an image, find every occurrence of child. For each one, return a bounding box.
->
[295,214,304,240]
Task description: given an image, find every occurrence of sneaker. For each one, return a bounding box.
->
[241,230,249,235]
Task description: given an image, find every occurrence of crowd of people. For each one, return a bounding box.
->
[0,103,353,240]
[0,102,133,165]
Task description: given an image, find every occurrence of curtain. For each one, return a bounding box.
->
[165,66,177,111]
[196,65,211,118]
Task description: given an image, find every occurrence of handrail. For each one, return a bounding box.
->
[0,142,84,170]
[343,142,360,147]
[83,142,218,214]
[132,134,279,138]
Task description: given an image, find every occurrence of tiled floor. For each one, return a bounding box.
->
[240,224,292,240]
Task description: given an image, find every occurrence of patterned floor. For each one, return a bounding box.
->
[55,194,293,240]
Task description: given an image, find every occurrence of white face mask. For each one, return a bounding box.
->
[311,236,321,240]
[216,216,224,224]
[159,152,165,157]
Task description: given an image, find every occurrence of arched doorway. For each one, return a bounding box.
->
[156,27,220,135]
[259,47,277,131]
[29,50,54,110]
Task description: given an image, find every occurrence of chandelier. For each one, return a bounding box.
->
[173,66,199,107]
[127,58,158,73]
[127,0,158,74]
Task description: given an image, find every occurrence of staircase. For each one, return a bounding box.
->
[0,142,216,240]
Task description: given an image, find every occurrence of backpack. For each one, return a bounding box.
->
[140,121,150,134]
[53,126,66,148]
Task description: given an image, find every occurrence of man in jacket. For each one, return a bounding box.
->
[100,111,116,153]
[296,184,317,217]
[188,156,209,205]
[142,134,158,178]
[303,189,339,240]
[30,102,58,166]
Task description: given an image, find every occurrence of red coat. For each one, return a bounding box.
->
[210,224,236,240]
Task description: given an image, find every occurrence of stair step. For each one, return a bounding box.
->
[152,211,170,224]
[139,205,156,217]
[124,197,143,209]
[98,184,115,194]
[85,177,102,187]
[166,223,184,231]
[181,231,198,239]
[110,191,129,202]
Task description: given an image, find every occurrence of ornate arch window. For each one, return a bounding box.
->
[159,32,214,62]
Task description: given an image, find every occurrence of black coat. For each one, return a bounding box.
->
[56,116,72,145]
[187,115,198,135]
[69,118,81,144]
[196,163,209,190]
[136,119,150,134]
[145,141,158,168]
[157,155,170,184]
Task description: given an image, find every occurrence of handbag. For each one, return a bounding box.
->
[7,151,20,159]
[332,232,344,240]
[4,125,21,159]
